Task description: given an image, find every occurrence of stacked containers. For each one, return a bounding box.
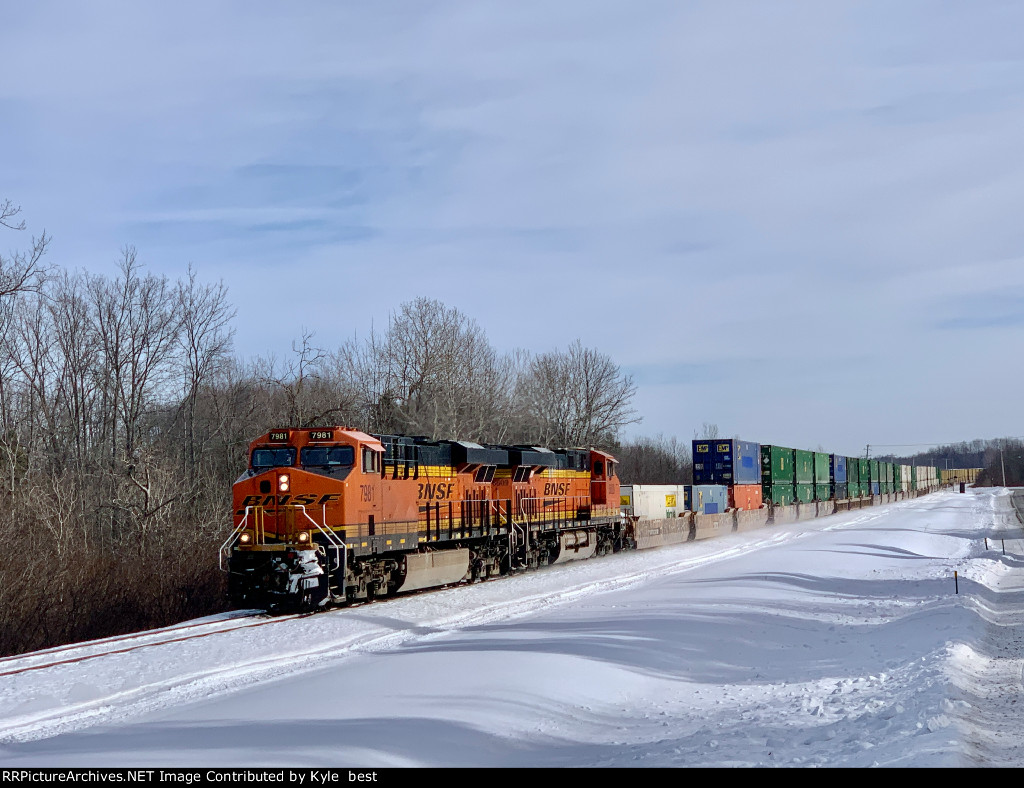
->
[880,462,889,494]
[847,456,860,497]
[813,452,831,501]
[794,449,815,504]
[761,445,795,506]
[692,439,763,510]
[869,460,881,496]
[886,462,895,494]
[831,454,848,500]
[858,458,870,497]
[901,464,911,493]
[910,465,918,492]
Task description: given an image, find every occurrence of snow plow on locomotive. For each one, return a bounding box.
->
[220,427,627,611]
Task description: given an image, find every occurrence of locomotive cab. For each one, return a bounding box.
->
[223,427,386,610]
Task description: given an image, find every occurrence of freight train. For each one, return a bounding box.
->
[220,428,957,611]
[221,427,625,611]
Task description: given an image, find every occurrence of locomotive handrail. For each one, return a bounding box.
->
[218,506,255,571]
[517,495,591,526]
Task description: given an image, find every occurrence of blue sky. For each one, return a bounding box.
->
[2,1,1023,457]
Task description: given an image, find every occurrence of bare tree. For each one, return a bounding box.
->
[615,434,692,484]
[0,200,50,298]
[521,340,638,448]
[176,264,235,473]
[381,297,511,440]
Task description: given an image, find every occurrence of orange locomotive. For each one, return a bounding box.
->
[221,427,627,610]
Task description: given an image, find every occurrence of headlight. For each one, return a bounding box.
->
[296,531,310,544]
[239,531,252,544]
[278,473,290,493]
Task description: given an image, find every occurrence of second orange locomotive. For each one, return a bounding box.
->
[222,427,626,610]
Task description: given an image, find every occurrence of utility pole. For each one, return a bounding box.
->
[865,444,870,460]
[1001,448,1007,488]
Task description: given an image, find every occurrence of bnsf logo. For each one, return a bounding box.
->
[418,482,455,500]
[236,493,340,515]
[543,483,570,496]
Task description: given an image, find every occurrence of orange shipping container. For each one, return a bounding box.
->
[729,484,763,511]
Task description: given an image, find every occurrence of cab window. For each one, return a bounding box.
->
[362,447,380,473]
[251,447,296,470]
[301,446,355,467]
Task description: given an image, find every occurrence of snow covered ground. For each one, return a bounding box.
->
[1,487,1022,768]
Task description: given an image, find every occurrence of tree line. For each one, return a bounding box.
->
[0,202,654,656]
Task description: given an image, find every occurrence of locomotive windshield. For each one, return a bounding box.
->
[300,446,355,467]
[251,447,296,469]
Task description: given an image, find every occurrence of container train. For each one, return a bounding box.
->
[220,428,962,612]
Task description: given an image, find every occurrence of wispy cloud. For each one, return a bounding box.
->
[3,1,1024,449]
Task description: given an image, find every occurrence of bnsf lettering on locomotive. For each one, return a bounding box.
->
[237,492,340,510]
[543,482,570,497]
[417,482,455,500]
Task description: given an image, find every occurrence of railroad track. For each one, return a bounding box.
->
[0,610,310,679]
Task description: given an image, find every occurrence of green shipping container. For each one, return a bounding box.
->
[870,460,880,483]
[767,484,795,506]
[858,458,870,484]
[813,452,831,485]
[911,465,918,491]
[847,457,860,485]
[795,483,814,504]
[761,445,795,484]
[794,449,814,484]
[815,483,831,501]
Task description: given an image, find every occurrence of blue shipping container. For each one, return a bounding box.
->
[870,482,880,496]
[829,454,847,484]
[692,439,761,485]
[691,485,729,515]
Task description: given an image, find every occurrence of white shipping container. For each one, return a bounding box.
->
[620,484,687,519]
